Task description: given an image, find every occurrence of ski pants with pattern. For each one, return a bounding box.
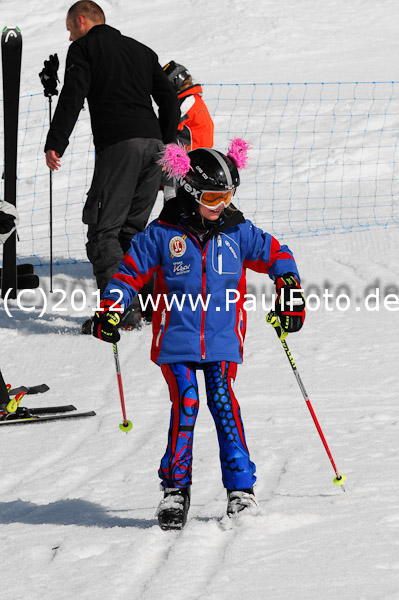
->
[159,361,256,491]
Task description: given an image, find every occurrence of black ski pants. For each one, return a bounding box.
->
[83,137,164,294]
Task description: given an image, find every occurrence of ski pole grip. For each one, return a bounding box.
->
[266,311,288,341]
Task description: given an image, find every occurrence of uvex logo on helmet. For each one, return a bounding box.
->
[175,175,201,200]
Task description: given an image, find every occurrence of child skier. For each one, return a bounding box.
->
[92,139,305,530]
[163,60,214,152]
[162,60,214,201]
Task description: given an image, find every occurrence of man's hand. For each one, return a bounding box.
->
[46,150,61,171]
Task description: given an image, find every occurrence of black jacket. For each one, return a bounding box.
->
[45,24,180,156]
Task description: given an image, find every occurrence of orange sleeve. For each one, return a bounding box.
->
[181,96,214,150]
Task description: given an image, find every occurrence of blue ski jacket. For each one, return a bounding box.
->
[102,199,300,365]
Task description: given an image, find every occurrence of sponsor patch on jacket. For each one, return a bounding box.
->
[173,260,191,275]
[169,236,187,257]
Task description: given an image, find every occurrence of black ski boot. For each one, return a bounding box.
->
[120,307,142,330]
[226,487,258,517]
[81,317,94,335]
[0,385,26,419]
[156,487,191,531]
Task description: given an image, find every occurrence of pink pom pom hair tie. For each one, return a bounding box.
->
[227,137,250,169]
[158,143,192,179]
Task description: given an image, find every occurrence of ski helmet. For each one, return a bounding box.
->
[176,148,240,206]
[163,60,191,92]
[159,139,249,210]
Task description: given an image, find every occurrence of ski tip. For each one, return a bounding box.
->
[333,474,347,488]
[2,26,20,33]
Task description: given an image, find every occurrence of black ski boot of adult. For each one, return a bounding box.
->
[156,487,191,531]
[120,306,142,330]
[81,317,94,335]
[226,487,258,517]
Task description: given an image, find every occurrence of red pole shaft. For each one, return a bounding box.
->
[281,337,342,479]
[305,398,340,479]
[267,312,343,483]
[113,344,128,425]
[116,372,127,424]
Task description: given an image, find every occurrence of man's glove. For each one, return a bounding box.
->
[275,273,306,332]
[39,54,59,98]
[92,300,123,344]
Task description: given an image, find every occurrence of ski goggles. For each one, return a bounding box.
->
[198,189,234,209]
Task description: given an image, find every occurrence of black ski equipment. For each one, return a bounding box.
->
[0,405,96,425]
[1,26,22,299]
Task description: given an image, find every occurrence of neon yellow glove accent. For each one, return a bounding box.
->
[106,312,121,327]
[266,312,288,340]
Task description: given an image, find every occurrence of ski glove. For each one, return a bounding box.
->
[0,211,16,235]
[92,300,122,344]
[275,274,306,332]
[39,53,59,98]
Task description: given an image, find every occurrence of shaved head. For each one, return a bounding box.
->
[67,1,105,24]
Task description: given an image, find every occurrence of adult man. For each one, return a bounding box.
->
[45,1,179,312]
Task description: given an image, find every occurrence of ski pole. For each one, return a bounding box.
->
[112,343,133,432]
[39,53,59,292]
[266,311,346,491]
[48,95,53,293]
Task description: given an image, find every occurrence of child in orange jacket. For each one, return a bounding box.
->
[162,61,214,200]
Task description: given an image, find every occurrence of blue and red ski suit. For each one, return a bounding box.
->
[103,199,301,490]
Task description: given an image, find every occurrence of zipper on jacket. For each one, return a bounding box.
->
[217,234,223,274]
[156,309,166,348]
[200,253,207,359]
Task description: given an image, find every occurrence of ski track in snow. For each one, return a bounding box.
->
[1,231,399,599]
[1,266,399,600]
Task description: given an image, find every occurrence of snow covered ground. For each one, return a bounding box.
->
[1,1,399,599]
